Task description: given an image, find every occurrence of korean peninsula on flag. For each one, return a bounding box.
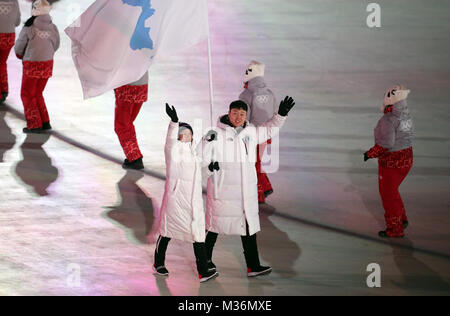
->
[65,0,209,99]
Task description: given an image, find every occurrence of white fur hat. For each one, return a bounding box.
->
[382,84,410,111]
[244,60,265,83]
[32,0,51,17]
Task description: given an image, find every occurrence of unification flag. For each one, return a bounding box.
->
[65,0,209,99]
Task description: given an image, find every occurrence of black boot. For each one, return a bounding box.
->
[241,233,272,277]
[122,157,144,170]
[153,236,171,276]
[378,230,404,238]
[23,127,43,134]
[194,242,219,283]
[0,92,7,104]
[205,231,218,272]
[42,122,52,131]
[264,189,274,198]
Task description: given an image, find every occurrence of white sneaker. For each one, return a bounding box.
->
[153,265,169,276]
[247,266,272,277]
[199,271,219,283]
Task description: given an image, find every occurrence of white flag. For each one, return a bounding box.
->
[65,0,209,99]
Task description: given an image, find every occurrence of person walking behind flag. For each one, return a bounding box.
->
[65,0,209,99]
[114,71,148,170]
[65,0,209,168]
[14,0,59,133]
[0,0,20,104]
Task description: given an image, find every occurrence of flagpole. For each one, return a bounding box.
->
[206,0,218,200]
[206,0,214,127]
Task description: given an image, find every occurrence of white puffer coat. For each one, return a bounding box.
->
[199,113,286,236]
[159,121,205,243]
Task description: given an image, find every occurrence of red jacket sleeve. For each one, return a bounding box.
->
[366,144,388,159]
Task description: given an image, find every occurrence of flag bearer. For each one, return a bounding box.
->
[114,71,148,170]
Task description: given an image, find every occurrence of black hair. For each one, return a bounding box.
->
[229,100,248,112]
[179,122,193,136]
[25,16,37,27]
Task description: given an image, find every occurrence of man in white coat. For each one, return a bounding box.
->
[200,96,295,277]
[154,103,218,283]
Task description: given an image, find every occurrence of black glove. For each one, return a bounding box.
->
[364,152,370,162]
[278,96,296,116]
[208,161,220,172]
[165,103,178,123]
[205,130,218,142]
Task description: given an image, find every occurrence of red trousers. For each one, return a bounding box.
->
[256,140,273,203]
[114,85,148,162]
[0,48,11,94]
[0,34,14,95]
[21,76,50,129]
[378,165,411,237]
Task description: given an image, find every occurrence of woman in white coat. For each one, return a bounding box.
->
[154,103,218,283]
[200,97,295,277]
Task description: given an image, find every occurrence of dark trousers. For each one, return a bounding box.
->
[154,235,210,275]
[205,223,262,270]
